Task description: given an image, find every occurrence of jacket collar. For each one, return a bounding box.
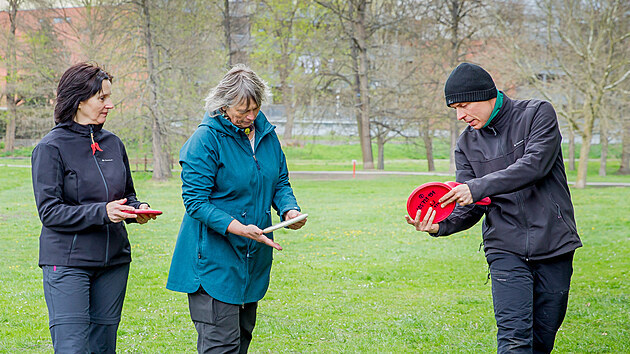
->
[54,120,104,136]
[201,110,275,138]
[482,91,511,133]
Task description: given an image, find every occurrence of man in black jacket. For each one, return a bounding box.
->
[406,63,582,353]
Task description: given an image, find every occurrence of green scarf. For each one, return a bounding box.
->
[483,90,503,128]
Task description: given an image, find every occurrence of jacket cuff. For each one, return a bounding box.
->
[100,203,112,224]
[131,201,149,209]
[279,206,300,219]
[465,180,483,203]
[213,214,235,236]
[431,224,445,237]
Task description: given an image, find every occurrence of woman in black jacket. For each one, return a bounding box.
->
[31,62,158,353]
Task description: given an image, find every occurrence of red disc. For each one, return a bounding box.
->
[123,209,163,215]
[406,182,455,223]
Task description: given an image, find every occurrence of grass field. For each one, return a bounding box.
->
[0,163,628,353]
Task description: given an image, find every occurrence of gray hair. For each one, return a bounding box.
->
[204,64,271,116]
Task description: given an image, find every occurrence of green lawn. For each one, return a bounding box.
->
[0,166,628,352]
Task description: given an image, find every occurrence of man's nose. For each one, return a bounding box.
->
[456,108,466,120]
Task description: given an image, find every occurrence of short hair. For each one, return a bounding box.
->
[54,62,113,124]
[204,64,270,116]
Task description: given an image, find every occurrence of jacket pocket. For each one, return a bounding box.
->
[470,156,508,176]
[197,221,205,263]
[548,194,577,234]
[468,141,526,176]
[66,234,78,263]
[264,210,272,230]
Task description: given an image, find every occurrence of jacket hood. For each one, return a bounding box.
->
[201,110,275,137]
[53,120,104,136]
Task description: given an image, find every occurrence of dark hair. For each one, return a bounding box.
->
[54,62,113,124]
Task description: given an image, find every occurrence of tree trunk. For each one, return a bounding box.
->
[4,114,16,152]
[351,46,364,158]
[225,0,250,65]
[282,100,295,141]
[568,125,575,171]
[599,121,608,177]
[575,131,592,189]
[449,114,457,173]
[377,134,385,170]
[3,0,19,152]
[279,58,294,141]
[353,0,373,170]
[618,114,630,175]
[447,1,461,175]
[421,120,435,171]
[223,0,232,66]
[141,0,171,181]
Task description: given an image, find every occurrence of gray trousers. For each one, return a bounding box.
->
[42,263,129,354]
[188,287,258,354]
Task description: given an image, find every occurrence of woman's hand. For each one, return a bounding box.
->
[106,198,137,223]
[405,207,439,234]
[227,220,282,250]
[135,203,157,224]
[284,210,307,230]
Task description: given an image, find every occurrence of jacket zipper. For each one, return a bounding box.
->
[491,127,531,260]
[90,126,111,264]
[243,241,251,305]
[243,131,262,304]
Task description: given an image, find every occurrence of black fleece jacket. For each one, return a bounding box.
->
[435,94,582,260]
[31,120,144,267]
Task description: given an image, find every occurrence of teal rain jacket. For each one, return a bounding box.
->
[166,111,300,304]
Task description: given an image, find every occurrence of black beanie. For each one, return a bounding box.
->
[444,63,497,107]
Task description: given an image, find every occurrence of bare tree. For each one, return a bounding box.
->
[134,0,171,180]
[315,0,380,169]
[2,0,22,152]
[252,0,315,141]
[431,0,485,173]
[493,0,630,187]
[519,0,629,188]
[619,111,630,174]
[121,0,225,179]
[223,0,252,66]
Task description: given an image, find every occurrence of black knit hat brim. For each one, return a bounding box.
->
[445,87,497,106]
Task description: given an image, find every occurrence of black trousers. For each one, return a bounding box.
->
[188,287,258,354]
[42,263,130,354]
[487,251,574,354]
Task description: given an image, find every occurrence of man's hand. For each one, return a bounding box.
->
[405,207,439,234]
[283,210,307,230]
[440,183,473,207]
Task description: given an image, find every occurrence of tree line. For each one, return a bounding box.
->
[1,0,629,187]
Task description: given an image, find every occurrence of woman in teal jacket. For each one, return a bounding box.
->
[167,64,306,353]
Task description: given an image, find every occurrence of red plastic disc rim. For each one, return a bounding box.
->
[123,209,163,215]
